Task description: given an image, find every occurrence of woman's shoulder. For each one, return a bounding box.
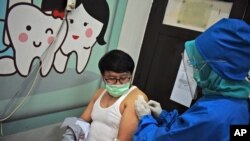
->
[120,86,148,113]
[127,86,148,101]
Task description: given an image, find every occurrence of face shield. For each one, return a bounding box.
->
[184,40,212,91]
[182,50,197,99]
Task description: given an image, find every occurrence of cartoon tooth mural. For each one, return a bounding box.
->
[6,3,65,76]
[0,0,119,135]
[53,0,109,73]
[0,57,16,74]
[0,0,110,77]
[3,0,32,48]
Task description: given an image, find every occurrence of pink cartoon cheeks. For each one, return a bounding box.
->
[47,36,54,44]
[45,28,55,44]
[18,32,54,45]
[18,33,28,42]
[85,28,93,38]
[83,22,93,38]
[18,26,54,44]
[71,27,93,40]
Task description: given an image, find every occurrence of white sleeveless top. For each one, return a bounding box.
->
[86,86,136,141]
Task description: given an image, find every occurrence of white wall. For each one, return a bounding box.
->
[118,0,153,71]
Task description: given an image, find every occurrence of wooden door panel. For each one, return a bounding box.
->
[142,25,200,112]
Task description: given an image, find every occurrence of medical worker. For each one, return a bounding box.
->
[134,18,250,141]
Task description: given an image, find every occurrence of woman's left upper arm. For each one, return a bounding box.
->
[117,93,147,141]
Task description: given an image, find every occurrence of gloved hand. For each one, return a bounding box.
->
[135,95,151,119]
[148,100,162,118]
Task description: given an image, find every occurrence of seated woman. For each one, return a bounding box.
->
[62,49,148,141]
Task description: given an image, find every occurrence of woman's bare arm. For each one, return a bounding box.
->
[117,90,148,141]
[80,88,104,123]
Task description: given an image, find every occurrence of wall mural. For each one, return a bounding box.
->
[0,0,109,76]
[0,0,115,135]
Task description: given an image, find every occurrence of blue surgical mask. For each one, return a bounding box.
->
[105,82,130,97]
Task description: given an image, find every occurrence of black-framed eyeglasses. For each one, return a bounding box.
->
[104,76,131,84]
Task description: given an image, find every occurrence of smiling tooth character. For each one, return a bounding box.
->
[6,4,65,76]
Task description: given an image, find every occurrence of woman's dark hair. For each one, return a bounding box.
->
[98,50,135,75]
[80,0,109,45]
